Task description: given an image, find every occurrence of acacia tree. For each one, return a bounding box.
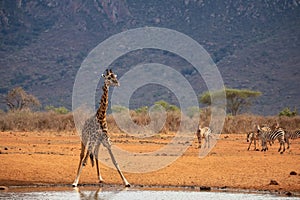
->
[199,88,261,116]
[5,87,41,111]
[154,100,180,112]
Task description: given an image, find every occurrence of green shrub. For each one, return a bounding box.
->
[135,106,149,114]
[154,100,180,112]
[279,107,297,117]
[45,105,69,114]
[111,105,128,113]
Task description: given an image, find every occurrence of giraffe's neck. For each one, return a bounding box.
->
[96,83,109,133]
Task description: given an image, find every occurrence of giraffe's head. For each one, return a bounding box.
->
[102,69,120,87]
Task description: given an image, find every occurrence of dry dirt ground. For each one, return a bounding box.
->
[0,131,299,194]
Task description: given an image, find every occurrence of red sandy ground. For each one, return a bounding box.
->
[0,131,299,194]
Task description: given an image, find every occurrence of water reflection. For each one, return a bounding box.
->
[75,187,101,200]
[0,186,298,200]
[74,186,127,200]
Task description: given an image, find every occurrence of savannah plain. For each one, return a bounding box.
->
[0,112,299,196]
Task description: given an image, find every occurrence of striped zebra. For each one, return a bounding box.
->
[261,125,271,132]
[246,132,258,151]
[260,125,275,146]
[284,130,300,149]
[247,125,272,151]
[247,125,273,151]
[196,126,211,148]
[257,125,286,154]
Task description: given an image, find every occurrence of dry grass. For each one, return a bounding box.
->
[0,111,74,132]
[0,110,299,133]
[222,115,300,134]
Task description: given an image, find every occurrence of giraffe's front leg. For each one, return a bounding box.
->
[102,135,130,187]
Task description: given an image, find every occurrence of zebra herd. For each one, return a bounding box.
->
[247,123,300,154]
[196,123,300,154]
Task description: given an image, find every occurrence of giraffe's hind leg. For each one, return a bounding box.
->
[73,142,86,187]
[90,154,94,167]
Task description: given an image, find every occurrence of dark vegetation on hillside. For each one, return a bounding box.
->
[0,0,299,115]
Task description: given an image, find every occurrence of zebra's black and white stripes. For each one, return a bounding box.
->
[284,130,300,149]
[246,125,273,151]
[257,125,286,154]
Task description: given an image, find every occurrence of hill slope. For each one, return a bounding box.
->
[0,0,299,115]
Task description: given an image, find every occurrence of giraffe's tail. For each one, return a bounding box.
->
[90,153,95,167]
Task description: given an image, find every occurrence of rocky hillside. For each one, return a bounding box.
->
[0,0,299,115]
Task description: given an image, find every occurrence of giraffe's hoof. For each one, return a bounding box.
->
[125,183,131,188]
[72,183,78,187]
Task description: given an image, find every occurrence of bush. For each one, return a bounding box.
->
[135,106,148,114]
[0,110,74,131]
[45,105,69,114]
[278,107,297,117]
[111,105,129,113]
[1,106,299,134]
[154,100,180,112]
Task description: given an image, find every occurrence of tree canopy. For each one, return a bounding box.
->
[153,100,180,112]
[199,87,261,115]
[5,87,41,111]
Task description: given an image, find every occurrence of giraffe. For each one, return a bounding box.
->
[72,69,130,187]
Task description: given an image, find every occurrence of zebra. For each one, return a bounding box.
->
[247,125,272,151]
[196,126,212,148]
[259,125,275,146]
[257,125,286,154]
[284,130,300,149]
[261,125,271,132]
[246,132,259,151]
[270,123,300,150]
